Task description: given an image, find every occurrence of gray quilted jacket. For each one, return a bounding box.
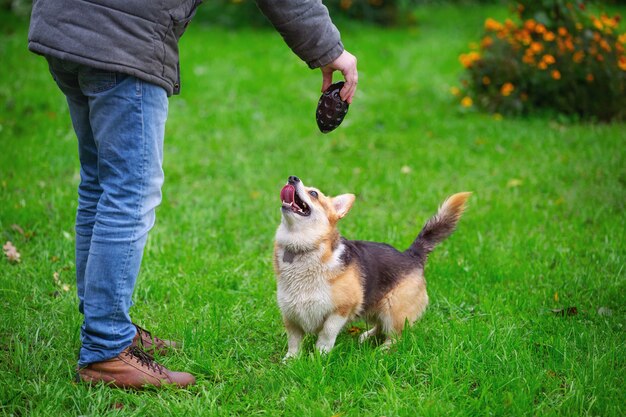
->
[28,0,344,96]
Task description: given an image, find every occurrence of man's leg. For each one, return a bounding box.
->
[47,59,193,388]
[46,58,100,318]
[75,65,167,365]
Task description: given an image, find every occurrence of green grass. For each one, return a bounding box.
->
[1,4,625,416]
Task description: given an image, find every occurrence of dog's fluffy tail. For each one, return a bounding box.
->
[405,192,471,263]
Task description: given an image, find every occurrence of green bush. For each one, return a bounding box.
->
[455,1,626,121]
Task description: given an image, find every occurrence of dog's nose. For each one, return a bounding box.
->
[288,176,300,184]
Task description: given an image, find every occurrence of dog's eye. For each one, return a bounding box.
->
[308,190,318,198]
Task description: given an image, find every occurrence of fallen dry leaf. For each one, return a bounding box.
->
[400,165,412,175]
[347,326,362,335]
[11,224,24,235]
[554,291,559,302]
[551,307,578,317]
[506,178,523,188]
[3,241,21,263]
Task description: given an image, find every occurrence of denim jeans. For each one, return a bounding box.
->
[47,57,168,366]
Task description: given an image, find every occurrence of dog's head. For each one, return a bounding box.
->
[276,176,355,249]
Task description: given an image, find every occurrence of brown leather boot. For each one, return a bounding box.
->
[132,323,177,355]
[77,346,196,389]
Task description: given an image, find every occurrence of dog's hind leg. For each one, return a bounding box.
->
[359,325,380,343]
[316,314,349,354]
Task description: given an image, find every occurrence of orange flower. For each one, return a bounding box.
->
[543,31,556,42]
[592,17,603,31]
[535,23,547,34]
[450,86,461,96]
[524,19,536,32]
[596,54,604,62]
[523,53,536,65]
[538,61,548,70]
[461,96,473,107]
[340,0,352,10]
[600,39,611,52]
[516,29,532,45]
[459,52,481,68]
[558,27,568,37]
[481,36,494,48]
[500,82,515,96]
[485,18,503,32]
[586,73,594,82]
[619,33,626,45]
[572,51,585,63]
[618,56,626,71]
[482,76,491,85]
[601,14,619,29]
[551,70,561,80]
[530,42,543,53]
[542,54,556,65]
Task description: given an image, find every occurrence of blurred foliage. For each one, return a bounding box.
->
[1,0,31,16]
[189,0,508,27]
[4,0,626,26]
[455,1,626,121]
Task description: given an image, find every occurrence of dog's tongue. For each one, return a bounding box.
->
[281,184,295,204]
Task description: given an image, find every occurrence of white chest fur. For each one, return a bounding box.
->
[275,244,344,334]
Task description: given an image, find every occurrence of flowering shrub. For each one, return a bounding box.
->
[456,1,626,121]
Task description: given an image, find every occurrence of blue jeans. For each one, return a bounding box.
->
[47,57,168,366]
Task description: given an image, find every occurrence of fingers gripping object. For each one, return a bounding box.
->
[316,81,349,133]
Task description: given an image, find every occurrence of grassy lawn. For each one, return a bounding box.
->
[1,4,625,416]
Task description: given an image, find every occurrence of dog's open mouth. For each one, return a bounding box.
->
[280,184,311,216]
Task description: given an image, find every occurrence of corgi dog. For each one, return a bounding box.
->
[274,176,470,359]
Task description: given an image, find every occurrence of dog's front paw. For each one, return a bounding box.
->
[315,343,334,355]
[282,351,298,363]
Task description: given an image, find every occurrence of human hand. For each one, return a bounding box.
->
[321,50,358,104]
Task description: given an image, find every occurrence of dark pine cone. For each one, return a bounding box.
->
[316,81,349,133]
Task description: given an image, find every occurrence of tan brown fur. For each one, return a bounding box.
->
[329,263,363,318]
[319,228,340,264]
[376,271,428,335]
[444,192,471,223]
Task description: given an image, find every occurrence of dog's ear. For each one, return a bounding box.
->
[332,194,355,219]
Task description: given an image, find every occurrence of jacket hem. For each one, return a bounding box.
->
[28,42,175,96]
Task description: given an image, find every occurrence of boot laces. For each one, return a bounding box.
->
[135,323,164,345]
[127,346,164,375]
